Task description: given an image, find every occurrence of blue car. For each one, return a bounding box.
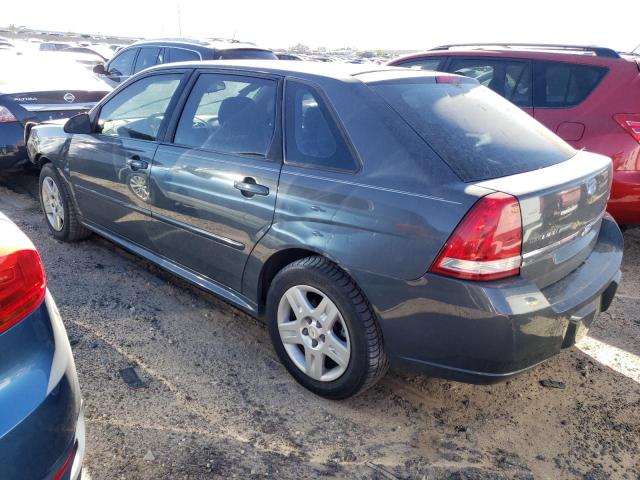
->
[0,212,84,479]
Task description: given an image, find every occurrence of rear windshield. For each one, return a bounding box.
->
[217,49,277,60]
[369,76,575,182]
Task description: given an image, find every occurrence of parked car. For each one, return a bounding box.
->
[0,212,85,479]
[27,61,622,399]
[92,38,277,86]
[0,52,111,170]
[276,52,303,61]
[388,43,640,225]
[39,41,72,51]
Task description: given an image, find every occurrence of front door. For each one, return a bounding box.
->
[68,72,186,248]
[148,71,281,292]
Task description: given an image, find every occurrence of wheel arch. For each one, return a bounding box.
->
[256,247,324,314]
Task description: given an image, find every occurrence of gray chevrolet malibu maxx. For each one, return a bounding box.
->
[27,60,623,399]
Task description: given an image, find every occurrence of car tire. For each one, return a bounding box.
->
[39,163,90,242]
[267,256,388,399]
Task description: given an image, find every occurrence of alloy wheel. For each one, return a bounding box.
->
[277,285,351,382]
[42,176,65,232]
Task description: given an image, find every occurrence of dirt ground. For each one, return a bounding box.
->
[1,171,639,480]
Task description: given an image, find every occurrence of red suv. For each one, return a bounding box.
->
[389,43,640,225]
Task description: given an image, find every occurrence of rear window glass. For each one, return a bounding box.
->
[217,49,277,60]
[395,57,445,71]
[369,77,575,182]
[534,61,607,108]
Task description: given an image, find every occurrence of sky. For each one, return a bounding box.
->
[3,0,639,52]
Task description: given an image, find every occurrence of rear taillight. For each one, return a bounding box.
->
[0,233,46,334]
[0,105,17,123]
[614,113,640,143]
[430,192,522,281]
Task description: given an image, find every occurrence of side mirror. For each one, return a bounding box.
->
[93,63,107,75]
[64,113,93,134]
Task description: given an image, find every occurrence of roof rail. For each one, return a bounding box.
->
[429,43,621,59]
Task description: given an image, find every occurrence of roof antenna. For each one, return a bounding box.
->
[633,43,640,53]
[232,30,237,42]
[177,0,182,36]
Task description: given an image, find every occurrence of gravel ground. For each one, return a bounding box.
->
[1,170,639,480]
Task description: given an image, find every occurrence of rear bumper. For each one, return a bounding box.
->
[608,170,640,225]
[0,121,28,170]
[0,292,83,479]
[363,215,623,383]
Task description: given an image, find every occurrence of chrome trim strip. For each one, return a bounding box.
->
[20,102,96,112]
[521,211,605,263]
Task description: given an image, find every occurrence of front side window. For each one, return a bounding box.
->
[284,81,358,172]
[108,48,137,77]
[534,61,607,108]
[134,47,162,74]
[97,74,182,141]
[395,56,445,71]
[174,73,276,156]
[448,58,532,107]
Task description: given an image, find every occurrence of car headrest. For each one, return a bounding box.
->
[218,97,255,126]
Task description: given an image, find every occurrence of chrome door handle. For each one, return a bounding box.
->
[127,156,148,171]
[234,178,269,197]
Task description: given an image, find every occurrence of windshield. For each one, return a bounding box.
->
[0,53,111,93]
[368,76,576,182]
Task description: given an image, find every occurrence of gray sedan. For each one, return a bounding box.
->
[27,61,622,399]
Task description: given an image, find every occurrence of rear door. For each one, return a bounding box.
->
[147,70,281,292]
[447,57,534,115]
[68,71,187,248]
[532,61,608,145]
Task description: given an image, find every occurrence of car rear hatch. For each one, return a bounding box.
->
[476,150,611,288]
[363,70,612,288]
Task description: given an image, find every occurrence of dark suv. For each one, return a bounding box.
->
[93,38,277,86]
[27,61,622,399]
[389,44,640,225]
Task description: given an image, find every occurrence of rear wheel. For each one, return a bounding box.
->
[267,256,388,399]
[39,163,90,242]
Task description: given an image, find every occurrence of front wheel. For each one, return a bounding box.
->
[267,256,388,399]
[39,163,90,242]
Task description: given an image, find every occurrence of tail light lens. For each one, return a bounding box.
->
[0,228,47,335]
[0,105,17,123]
[429,192,522,281]
[613,114,640,143]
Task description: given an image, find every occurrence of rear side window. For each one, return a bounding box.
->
[534,61,607,107]
[448,58,532,107]
[284,81,358,172]
[217,49,278,60]
[134,47,162,74]
[395,56,446,71]
[370,77,575,182]
[168,48,201,63]
[108,48,137,76]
